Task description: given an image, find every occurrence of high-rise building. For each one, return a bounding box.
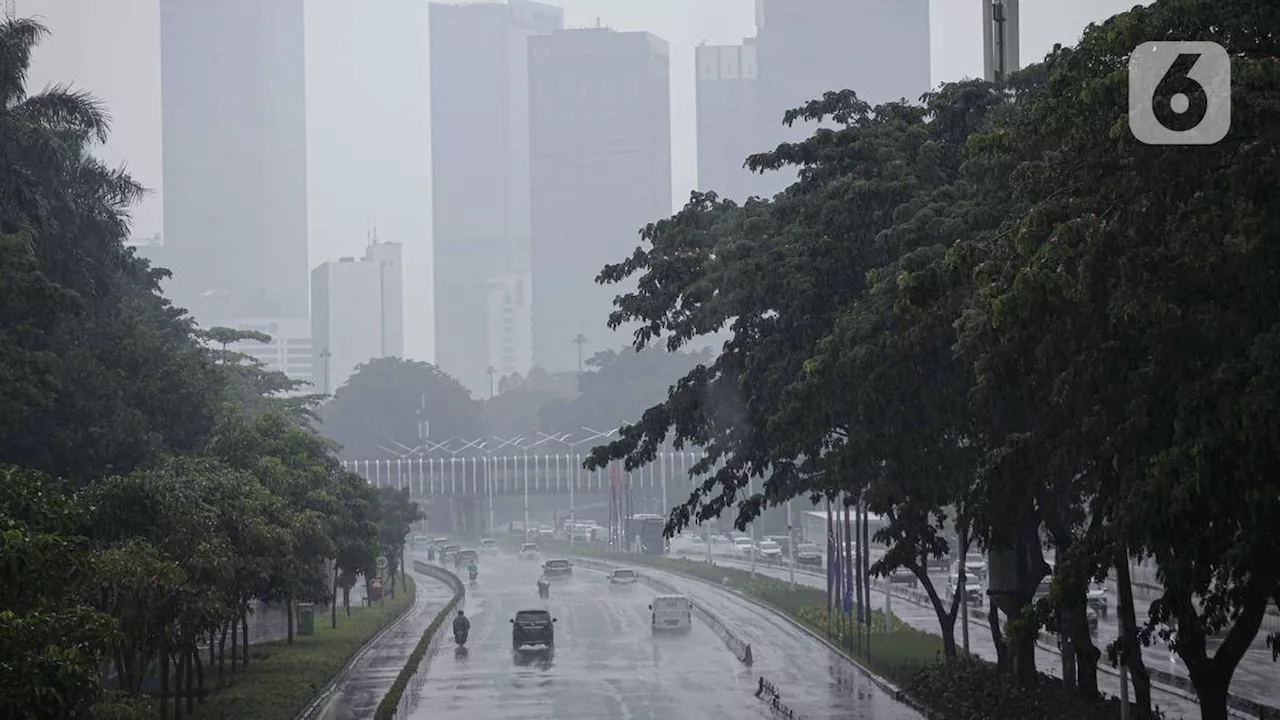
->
[311,241,404,393]
[487,273,534,386]
[528,28,672,372]
[429,0,564,396]
[224,317,314,392]
[740,0,931,197]
[160,0,309,325]
[695,39,766,202]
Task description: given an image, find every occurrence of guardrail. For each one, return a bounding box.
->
[755,676,804,719]
[567,556,753,665]
[372,563,465,720]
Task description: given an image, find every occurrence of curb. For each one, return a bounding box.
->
[372,563,465,720]
[295,574,421,720]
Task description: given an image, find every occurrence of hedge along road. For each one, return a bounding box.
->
[396,551,775,720]
[309,569,456,720]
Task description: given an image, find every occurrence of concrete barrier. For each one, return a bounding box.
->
[567,556,753,666]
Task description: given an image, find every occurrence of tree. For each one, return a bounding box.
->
[318,358,484,459]
[196,326,324,422]
[0,465,116,718]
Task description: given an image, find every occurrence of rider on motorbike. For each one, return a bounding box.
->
[467,561,478,581]
[537,572,550,596]
[452,609,470,640]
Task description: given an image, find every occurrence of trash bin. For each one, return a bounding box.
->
[297,603,315,636]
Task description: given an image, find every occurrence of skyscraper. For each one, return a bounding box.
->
[159,0,309,325]
[311,241,404,394]
[429,0,564,396]
[695,39,766,202]
[703,0,931,199]
[528,28,672,372]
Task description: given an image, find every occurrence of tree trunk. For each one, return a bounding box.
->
[332,563,339,630]
[988,603,1009,671]
[229,618,238,672]
[159,639,170,720]
[193,649,204,703]
[241,608,250,667]
[185,647,195,713]
[1114,556,1153,717]
[1192,670,1230,720]
[286,597,295,644]
[173,650,184,720]
[218,623,227,687]
[1012,629,1038,686]
[344,587,351,617]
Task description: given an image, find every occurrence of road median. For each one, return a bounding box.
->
[370,562,465,720]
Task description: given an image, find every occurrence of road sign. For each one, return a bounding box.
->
[376,555,388,570]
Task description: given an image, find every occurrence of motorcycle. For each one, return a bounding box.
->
[469,572,478,588]
[455,630,468,647]
[537,582,550,599]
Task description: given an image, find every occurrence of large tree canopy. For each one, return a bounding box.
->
[318,357,484,458]
[582,2,1280,717]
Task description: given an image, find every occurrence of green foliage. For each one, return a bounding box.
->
[577,1,1280,713]
[318,357,483,459]
[372,569,463,720]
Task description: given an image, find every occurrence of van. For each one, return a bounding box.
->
[648,594,693,633]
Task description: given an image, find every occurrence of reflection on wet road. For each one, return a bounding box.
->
[400,554,769,720]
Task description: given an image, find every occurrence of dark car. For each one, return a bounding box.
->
[888,567,920,588]
[441,544,461,562]
[455,549,479,568]
[543,558,572,578]
[511,609,556,650]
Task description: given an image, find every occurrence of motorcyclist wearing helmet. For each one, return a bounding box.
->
[453,609,470,636]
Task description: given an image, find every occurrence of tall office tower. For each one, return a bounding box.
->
[982,0,1021,83]
[528,28,672,372]
[753,0,931,196]
[160,0,309,325]
[695,39,767,202]
[430,0,564,396]
[311,241,405,394]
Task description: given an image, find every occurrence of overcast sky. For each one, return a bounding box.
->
[25,0,1146,362]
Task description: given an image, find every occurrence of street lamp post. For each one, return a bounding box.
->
[519,435,559,540]
[537,427,616,548]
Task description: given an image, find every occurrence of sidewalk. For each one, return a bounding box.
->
[312,570,455,720]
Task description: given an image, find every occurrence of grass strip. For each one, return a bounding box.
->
[372,565,464,720]
[178,576,417,720]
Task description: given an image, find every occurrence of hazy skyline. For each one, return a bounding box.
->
[25,0,1148,364]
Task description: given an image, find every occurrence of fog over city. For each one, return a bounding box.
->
[5,1,1278,720]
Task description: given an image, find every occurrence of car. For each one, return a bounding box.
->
[888,567,920,588]
[478,538,499,554]
[732,537,755,557]
[793,543,823,568]
[755,540,783,563]
[947,564,984,606]
[963,552,988,580]
[608,568,639,588]
[518,543,540,560]
[430,537,449,550]
[543,558,573,578]
[1086,581,1108,613]
[410,535,430,549]
[440,544,461,562]
[511,609,556,650]
[538,525,555,538]
[454,549,479,568]
[509,521,526,535]
[648,594,693,633]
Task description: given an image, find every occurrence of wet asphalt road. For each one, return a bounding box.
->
[693,551,1259,719]
[396,553,773,720]
[315,571,456,720]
